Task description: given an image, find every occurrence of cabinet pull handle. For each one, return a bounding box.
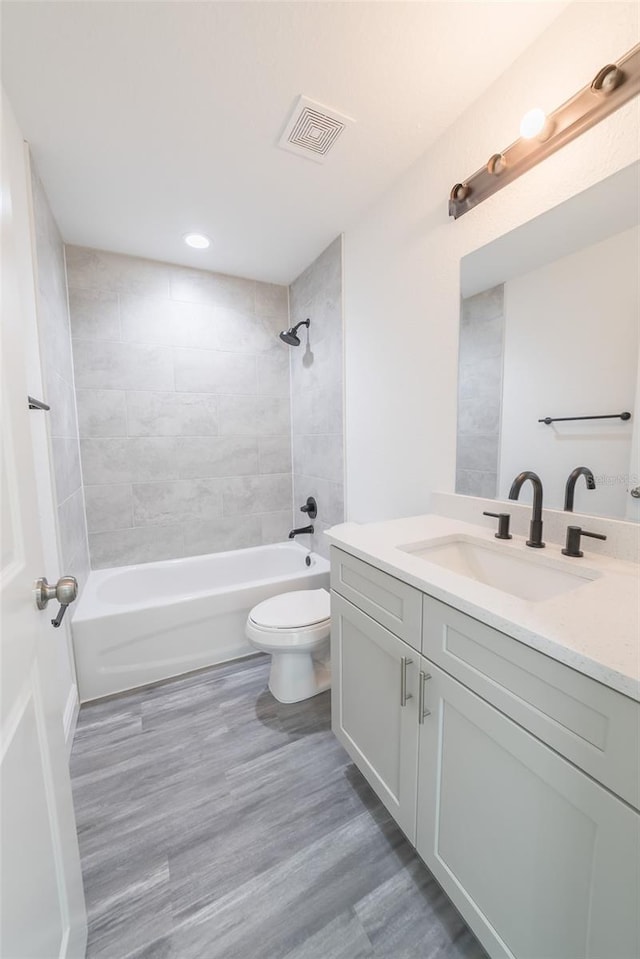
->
[418,670,432,724]
[400,657,413,706]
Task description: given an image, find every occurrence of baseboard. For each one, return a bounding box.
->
[63,683,80,756]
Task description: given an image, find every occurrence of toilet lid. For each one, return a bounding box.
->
[249,589,330,630]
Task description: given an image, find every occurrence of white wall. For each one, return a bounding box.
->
[344,2,640,523]
[499,226,639,518]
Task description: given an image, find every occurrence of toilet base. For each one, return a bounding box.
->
[268,646,331,704]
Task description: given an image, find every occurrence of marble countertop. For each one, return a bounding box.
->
[326,514,640,702]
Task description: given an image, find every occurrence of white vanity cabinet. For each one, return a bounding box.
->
[329,547,640,959]
[331,591,420,841]
[416,662,639,959]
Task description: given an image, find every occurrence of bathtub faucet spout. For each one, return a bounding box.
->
[289,525,314,539]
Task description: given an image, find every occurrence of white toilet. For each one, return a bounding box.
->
[245,588,331,703]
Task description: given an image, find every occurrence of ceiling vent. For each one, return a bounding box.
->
[278,96,354,163]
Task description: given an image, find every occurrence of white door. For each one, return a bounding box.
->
[1,94,87,958]
[331,591,419,841]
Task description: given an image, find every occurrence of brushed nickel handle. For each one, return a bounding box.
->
[34,575,78,628]
[400,656,413,706]
[418,670,432,724]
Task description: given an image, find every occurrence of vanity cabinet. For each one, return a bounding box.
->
[331,591,420,841]
[330,547,640,959]
[416,662,639,959]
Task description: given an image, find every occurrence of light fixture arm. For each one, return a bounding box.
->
[449,43,640,220]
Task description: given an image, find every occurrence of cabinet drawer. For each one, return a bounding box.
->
[330,547,421,649]
[422,595,639,808]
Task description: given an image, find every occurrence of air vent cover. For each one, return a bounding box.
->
[278,96,353,163]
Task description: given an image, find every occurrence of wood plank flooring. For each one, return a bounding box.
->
[70,654,487,959]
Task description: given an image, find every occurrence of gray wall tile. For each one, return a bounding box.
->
[52,437,83,505]
[221,474,292,516]
[132,480,223,526]
[218,395,290,436]
[80,437,181,485]
[69,289,120,341]
[455,469,498,498]
[77,390,127,437]
[456,285,504,497]
[85,485,133,533]
[73,340,174,391]
[289,236,344,557]
[126,392,218,437]
[48,372,80,438]
[182,516,261,556]
[255,282,289,320]
[66,246,170,297]
[89,526,185,570]
[119,294,214,349]
[293,434,343,485]
[257,348,290,395]
[176,436,259,479]
[259,435,292,475]
[69,246,291,567]
[173,348,257,394]
[169,268,255,312]
[456,433,501,472]
[261,511,295,544]
[58,488,90,571]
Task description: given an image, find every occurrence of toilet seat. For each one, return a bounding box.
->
[248,588,330,631]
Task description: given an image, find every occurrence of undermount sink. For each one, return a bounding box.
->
[397,535,600,602]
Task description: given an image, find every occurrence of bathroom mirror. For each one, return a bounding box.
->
[456,161,640,522]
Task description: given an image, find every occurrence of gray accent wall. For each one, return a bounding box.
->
[66,247,292,569]
[289,236,344,558]
[30,168,90,590]
[455,285,505,498]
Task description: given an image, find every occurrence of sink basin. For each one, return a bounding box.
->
[397,536,600,602]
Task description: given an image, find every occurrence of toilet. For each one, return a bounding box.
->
[245,588,331,703]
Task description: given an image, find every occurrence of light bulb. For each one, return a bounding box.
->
[519,108,547,140]
[183,233,211,249]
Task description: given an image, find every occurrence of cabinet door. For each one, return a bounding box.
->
[416,661,640,959]
[331,591,419,841]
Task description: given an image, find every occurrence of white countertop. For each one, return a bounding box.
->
[326,514,640,702]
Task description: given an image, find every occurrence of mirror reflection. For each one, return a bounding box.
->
[456,162,640,522]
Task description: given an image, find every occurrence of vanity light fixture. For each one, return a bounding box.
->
[449,43,640,219]
[519,108,548,140]
[183,232,211,249]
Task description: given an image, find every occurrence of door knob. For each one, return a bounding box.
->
[34,575,78,628]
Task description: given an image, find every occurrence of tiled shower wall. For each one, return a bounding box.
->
[30,168,90,589]
[66,247,292,569]
[289,236,344,558]
[455,285,505,498]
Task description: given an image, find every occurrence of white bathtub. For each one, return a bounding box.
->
[71,542,330,701]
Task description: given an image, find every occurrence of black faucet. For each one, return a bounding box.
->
[564,466,596,512]
[508,471,545,548]
[289,525,314,539]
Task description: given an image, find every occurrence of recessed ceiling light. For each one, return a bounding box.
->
[183,233,211,249]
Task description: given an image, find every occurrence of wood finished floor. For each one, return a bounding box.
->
[70,654,488,959]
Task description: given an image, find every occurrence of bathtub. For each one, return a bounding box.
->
[71,541,330,701]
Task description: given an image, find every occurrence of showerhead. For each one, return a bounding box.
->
[279,318,310,346]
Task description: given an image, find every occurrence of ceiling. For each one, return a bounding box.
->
[2,1,567,285]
